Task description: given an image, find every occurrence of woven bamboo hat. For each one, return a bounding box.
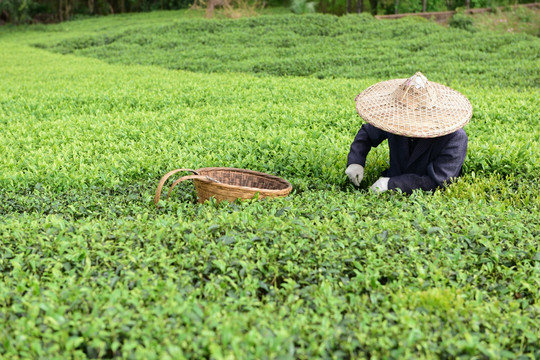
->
[355,72,472,138]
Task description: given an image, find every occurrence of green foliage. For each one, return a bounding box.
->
[0,11,539,359]
[424,0,447,12]
[468,6,540,36]
[396,0,422,14]
[514,6,532,22]
[290,0,317,14]
[0,0,49,24]
[37,13,540,88]
[449,12,476,31]
[0,0,194,24]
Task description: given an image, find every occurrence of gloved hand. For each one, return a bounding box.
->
[370,177,390,193]
[345,164,364,187]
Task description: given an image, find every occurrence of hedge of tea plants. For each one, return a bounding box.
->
[41,13,540,89]
[0,11,539,359]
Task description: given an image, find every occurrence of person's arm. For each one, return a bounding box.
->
[347,124,388,167]
[388,130,468,194]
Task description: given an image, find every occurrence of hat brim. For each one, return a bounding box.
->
[355,79,472,138]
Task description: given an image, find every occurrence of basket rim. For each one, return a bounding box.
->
[194,167,293,194]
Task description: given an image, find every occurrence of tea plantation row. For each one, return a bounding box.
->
[38,13,540,89]
[0,11,539,359]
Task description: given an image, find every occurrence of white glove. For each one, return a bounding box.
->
[345,164,364,187]
[370,177,390,193]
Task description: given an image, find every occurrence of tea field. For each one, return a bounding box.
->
[0,10,539,359]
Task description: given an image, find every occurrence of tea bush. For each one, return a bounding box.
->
[449,12,476,31]
[37,13,540,88]
[0,11,539,359]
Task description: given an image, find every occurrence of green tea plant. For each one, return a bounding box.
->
[0,11,539,359]
[449,12,476,31]
[36,13,540,89]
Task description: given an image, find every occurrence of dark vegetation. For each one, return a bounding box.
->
[0,0,537,24]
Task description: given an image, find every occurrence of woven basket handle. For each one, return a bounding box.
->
[155,168,198,204]
[154,168,218,205]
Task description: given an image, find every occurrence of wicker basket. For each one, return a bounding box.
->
[154,167,293,204]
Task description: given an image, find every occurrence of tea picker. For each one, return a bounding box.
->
[346,72,472,194]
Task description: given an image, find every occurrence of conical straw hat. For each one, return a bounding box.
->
[355,72,472,138]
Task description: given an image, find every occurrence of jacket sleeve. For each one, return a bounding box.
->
[347,124,388,167]
[388,130,468,194]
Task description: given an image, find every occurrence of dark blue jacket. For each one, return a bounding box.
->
[347,124,468,194]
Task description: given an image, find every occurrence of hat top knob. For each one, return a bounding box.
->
[393,72,437,110]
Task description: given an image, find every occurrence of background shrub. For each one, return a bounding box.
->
[449,11,476,30]
[290,0,317,14]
